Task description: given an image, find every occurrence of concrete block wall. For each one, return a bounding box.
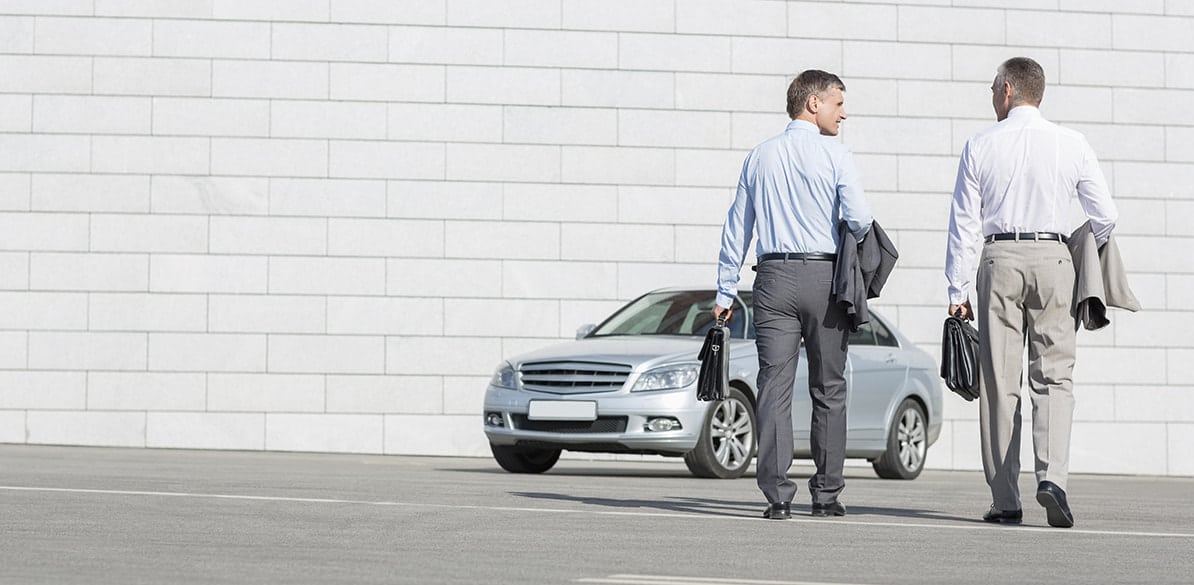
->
[0,0,1190,475]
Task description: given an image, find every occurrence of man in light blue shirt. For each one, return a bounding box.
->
[713,69,872,520]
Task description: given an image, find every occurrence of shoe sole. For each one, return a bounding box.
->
[1036,491,1074,528]
[810,510,846,518]
[983,516,1022,525]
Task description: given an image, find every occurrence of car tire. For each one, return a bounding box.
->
[490,444,561,474]
[683,386,757,479]
[872,398,928,480]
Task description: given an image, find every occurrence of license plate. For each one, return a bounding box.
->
[527,400,597,421]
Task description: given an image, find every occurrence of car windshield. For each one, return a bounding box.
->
[589,290,746,338]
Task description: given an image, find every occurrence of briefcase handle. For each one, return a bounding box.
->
[716,315,727,328]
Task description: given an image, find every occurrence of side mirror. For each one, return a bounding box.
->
[575,324,596,339]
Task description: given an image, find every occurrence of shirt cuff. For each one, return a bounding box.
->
[715,292,736,309]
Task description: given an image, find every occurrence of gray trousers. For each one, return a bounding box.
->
[752,259,850,505]
[976,241,1076,511]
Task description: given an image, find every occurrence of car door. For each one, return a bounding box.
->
[846,317,907,446]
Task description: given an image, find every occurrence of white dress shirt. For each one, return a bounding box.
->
[945,106,1118,305]
[716,120,873,308]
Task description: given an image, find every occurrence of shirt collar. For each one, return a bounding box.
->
[786,119,819,133]
[1007,105,1041,120]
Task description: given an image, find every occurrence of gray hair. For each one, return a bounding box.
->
[996,57,1045,106]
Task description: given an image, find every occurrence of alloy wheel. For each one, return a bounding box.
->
[710,396,754,470]
[897,407,927,473]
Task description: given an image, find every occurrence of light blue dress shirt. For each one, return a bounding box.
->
[715,119,873,308]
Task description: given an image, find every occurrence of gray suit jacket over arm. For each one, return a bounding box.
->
[1068,221,1140,331]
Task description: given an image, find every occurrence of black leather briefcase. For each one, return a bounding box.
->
[940,315,980,401]
[696,316,729,402]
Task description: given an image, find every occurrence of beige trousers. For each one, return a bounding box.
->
[976,241,1076,511]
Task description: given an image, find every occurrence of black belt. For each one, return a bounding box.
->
[984,232,1068,244]
[758,252,837,262]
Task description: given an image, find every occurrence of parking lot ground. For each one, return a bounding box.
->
[2,445,1193,585]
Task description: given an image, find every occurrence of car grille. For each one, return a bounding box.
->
[518,361,632,394]
[511,415,629,434]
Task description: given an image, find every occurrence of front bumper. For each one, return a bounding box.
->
[482,384,708,455]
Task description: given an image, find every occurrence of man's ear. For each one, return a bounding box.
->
[806,94,819,114]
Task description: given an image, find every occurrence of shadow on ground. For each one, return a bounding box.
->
[509,491,976,523]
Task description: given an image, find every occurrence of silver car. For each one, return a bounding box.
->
[483,288,943,480]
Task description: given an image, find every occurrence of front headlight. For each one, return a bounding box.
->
[490,363,517,389]
[631,365,698,392]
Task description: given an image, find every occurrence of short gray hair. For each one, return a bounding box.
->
[996,57,1045,106]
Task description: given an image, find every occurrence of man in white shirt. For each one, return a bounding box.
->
[945,57,1118,528]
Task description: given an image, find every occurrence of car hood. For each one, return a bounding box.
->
[507,335,749,372]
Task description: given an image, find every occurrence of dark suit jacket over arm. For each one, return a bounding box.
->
[833,220,898,330]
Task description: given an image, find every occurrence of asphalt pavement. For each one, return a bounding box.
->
[2,445,1192,585]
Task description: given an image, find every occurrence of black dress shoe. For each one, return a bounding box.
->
[810,501,846,517]
[1036,481,1074,528]
[762,502,791,520]
[982,506,1023,524]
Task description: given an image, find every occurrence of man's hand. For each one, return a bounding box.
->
[948,300,973,321]
[712,304,733,323]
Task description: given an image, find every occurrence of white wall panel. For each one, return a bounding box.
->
[266,413,383,453]
[96,1,213,18]
[268,257,385,296]
[88,372,206,411]
[90,293,207,332]
[92,136,209,175]
[28,411,145,447]
[34,16,151,56]
[208,295,325,334]
[326,375,443,414]
[207,373,326,413]
[152,20,270,59]
[271,23,387,63]
[32,174,149,213]
[148,333,267,372]
[94,57,210,97]
[331,63,445,102]
[332,1,444,25]
[0,372,86,410]
[0,55,91,93]
[31,253,148,292]
[0,174,31,211]
[388,26,500,65]
[561,0,673,33]
[152,176,268,215]
[147,412,264,450]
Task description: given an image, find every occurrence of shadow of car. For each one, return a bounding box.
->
[483,288,943,479]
